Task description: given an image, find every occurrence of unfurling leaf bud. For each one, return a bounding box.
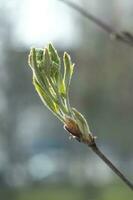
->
[28,43,95,145]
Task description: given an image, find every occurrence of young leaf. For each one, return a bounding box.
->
[33,77,59,115]
[72,108,90,135]
[48,43,60,65]
[63,52,74,94]
[43,48,51,74]
[36,49,43,62]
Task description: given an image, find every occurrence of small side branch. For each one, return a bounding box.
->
[58,0,133,47]
[65,124,133,190]
[90,143,133,190]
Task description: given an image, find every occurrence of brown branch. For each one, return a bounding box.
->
[65,125,133,191]
[58,0,133,47]
[89,142,133,190]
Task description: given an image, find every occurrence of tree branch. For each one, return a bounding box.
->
[65,125,133,191]
[89,142,133,190]
[58,0,133,47]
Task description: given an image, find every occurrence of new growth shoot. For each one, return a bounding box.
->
[28,44,94,144]
[28,43,133,191]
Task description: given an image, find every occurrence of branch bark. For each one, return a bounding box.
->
[65,126,133,191]
[58,0,133,47]
[89,143,133,190]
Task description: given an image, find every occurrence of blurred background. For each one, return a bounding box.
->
[0,0,133,199]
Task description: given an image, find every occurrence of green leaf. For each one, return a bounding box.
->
[43,48,51,74]
[58,78,66,97]
[72,108,90,135]
[28,50,33,69]
[36,48,43,62]
[63,52,74,94]
[33,77,59,114]
[48,43,60,65]
[30,49,49,92]
[31,48,44,84]
[50,61,59,81]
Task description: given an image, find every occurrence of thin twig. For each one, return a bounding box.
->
[66,125,133,191]
[58,0,133,47]
[89,143,133,190]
